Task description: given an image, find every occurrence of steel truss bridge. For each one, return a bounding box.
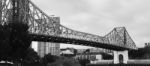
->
[0,0,137,51]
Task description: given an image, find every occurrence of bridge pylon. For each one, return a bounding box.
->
[113,50,129,64]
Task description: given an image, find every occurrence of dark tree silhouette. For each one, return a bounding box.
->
[79,59,90,66]
[0,22,31,61]
[62,57,81,66]
[129,46,150,59]
[41,53,58,65]
[23,48,40,63]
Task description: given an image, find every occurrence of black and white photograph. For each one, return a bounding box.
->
[0,0,150,66]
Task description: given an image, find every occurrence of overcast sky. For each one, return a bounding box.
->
[31,0,150,50]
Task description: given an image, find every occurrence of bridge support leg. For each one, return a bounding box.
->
[113,50,128,64]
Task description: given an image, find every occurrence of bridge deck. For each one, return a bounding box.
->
[30,33,132,51]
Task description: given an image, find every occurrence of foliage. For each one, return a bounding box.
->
[78,59,90,66]
[41,53,58,65]
[61,57,81,66]
[129,46,150,59]
[23,48,40,63]
[0,22,31,60]
[42,55,81,66]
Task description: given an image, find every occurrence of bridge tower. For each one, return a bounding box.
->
[0,1,2,23]
[113,50,129,64]
[113,28,129,64]
[10,0,29,24]
[0,0,29,24]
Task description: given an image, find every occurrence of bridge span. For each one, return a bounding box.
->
[0,0,137,51]
[29,27,137,51]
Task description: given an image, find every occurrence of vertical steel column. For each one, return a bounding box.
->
[19,0,29,24]
[124,28,126,45]
[0,0,2,24]
[12,0,19,23]
[12,0,29,24]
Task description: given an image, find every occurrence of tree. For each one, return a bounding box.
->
[0,24,13,60]
[129,46,150,59]
[47,56,81,66]
[9,23,31,59]
[41,53,58,65]
[61,57,81,66]
[23,48,40,64]
[0,22,31,61]
[79,59,90,66]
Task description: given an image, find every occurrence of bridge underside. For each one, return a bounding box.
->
[30,34,131,51]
